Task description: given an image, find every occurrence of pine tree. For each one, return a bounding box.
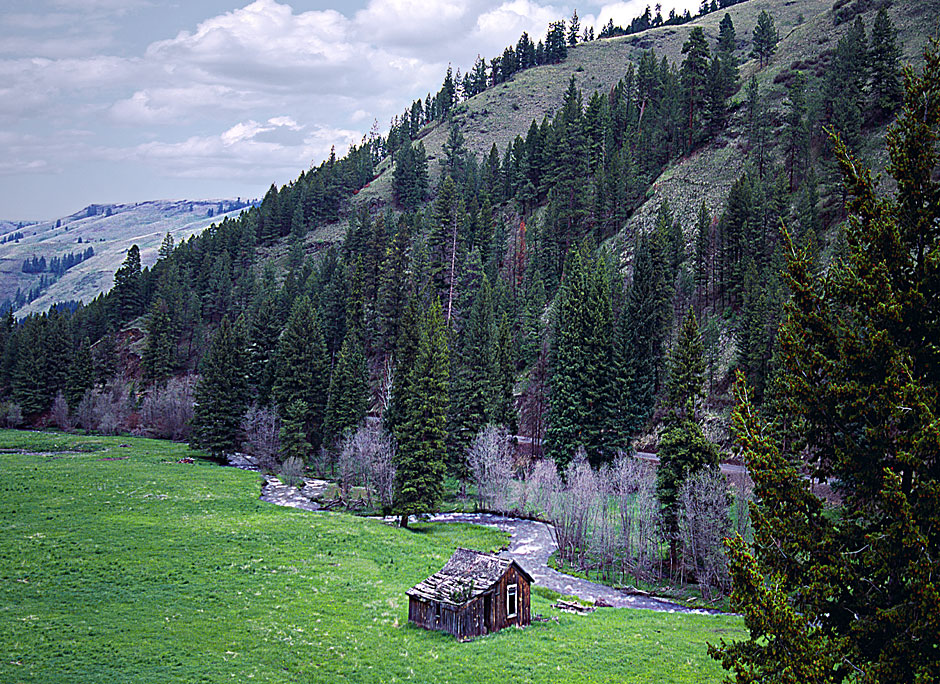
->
[190,315,249,462]
[750,11,778,67]
[665,307,706,420]
[141,298,176,385]
[323,330,370,448]
[394,299,449,527]
[869,7,902,122]
[681,26,711,149]
[113,244,142,321]
[66,337,94,408]
[157,232,174,260]
[545,242,615,469]
[272,296,330,451]
[567,10,580,46]
[717,13,738,96]
[279,398,311,464]
[784,70,809,191]
[711,42,940,682]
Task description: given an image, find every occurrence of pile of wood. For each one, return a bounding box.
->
[318,497,368,511]
[551,599,595,614]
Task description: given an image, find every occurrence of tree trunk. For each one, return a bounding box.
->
[399,514,409,528]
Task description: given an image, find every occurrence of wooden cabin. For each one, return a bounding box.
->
[407,548,532,640]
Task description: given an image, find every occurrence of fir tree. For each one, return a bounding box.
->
[711,42,940,682]
[681,26,711,149]
[190,315,249,462]
[142,298,176,385]
[279,398,311,464]
[113,244,142,321]
[66,337,94,408]
[665,307,706,421]
[394,299,449,527]
[323,330,370,448]
[869,7,902,122]
[545,242,615,469]
[272,296,330,451]
[750,11,778,67]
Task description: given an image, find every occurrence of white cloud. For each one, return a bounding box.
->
[473,1,563,46]
[354,0,469,48]
[107,119,361,180]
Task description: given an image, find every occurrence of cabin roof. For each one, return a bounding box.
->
[406,548,533,607]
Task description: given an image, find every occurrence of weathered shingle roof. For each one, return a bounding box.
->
[407,548,532,606]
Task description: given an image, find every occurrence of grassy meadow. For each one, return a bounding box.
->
[0,430,744,683]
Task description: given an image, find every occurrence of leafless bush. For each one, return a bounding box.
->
[279,455,304,487]
[337,429,360,499]
[50,391,71,431]
[467,424,514,513]
[240,404,280,470]
[0,401,23,428]
[76,380,133,434]
[550,449,602,568]
[729,470,754,541]
[140,377,194,441]
[525,457,561,517]
[610,452,661,583]
[678,468,732,599]
[339,423,396,509]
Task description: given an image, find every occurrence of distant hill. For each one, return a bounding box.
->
[0,198,255,316]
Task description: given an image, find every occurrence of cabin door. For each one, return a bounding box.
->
[483,593,492,633]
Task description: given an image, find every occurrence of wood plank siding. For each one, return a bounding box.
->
[407,548,532,640]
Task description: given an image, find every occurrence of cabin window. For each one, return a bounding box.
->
[507,584,518,618]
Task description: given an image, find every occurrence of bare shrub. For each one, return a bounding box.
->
[240,404,280,470]
[50,391,71,431]
[729,470,754,541]
[339,423,395,509]
[76,379,133,434]
[337,429,360,500]
[467,424,514,513]
[550,449,601,568]
[140,377,194,441]
[0,401,23,428]
[678,468,732,599]
[526,457,561,517]
[279,455,304,487]
[610,452,661,583]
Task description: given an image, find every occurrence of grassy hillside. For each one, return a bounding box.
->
[0,430,744,683]
[0,200,251,317]
[354,0,830,214]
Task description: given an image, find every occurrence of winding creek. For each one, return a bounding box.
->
[240,455,720,614]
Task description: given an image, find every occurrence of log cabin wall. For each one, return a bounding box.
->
[494,566,531,630]
[406,552,532,639]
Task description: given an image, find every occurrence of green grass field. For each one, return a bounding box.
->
[0,430,743,683]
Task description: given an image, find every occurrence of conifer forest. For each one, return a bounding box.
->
[1,0,939,681]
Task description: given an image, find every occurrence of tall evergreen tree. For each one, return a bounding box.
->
[323,330,370,448]
[869,7,902,122]
[750,10,778,67]
[681,26,711,149]
[190,315,249,462]
[142,298,176,385]
[545,242,615,468]
[712,43,940,682]
[394,299,449,527]
[113,244,142,321]
[272,296,330,451]
[66,337,94,408]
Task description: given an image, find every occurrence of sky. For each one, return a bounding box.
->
[0,0,702,221]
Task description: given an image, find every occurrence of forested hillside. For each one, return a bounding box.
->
[1,0,929,451]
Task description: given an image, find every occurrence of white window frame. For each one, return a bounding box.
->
[507,583,518,618]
